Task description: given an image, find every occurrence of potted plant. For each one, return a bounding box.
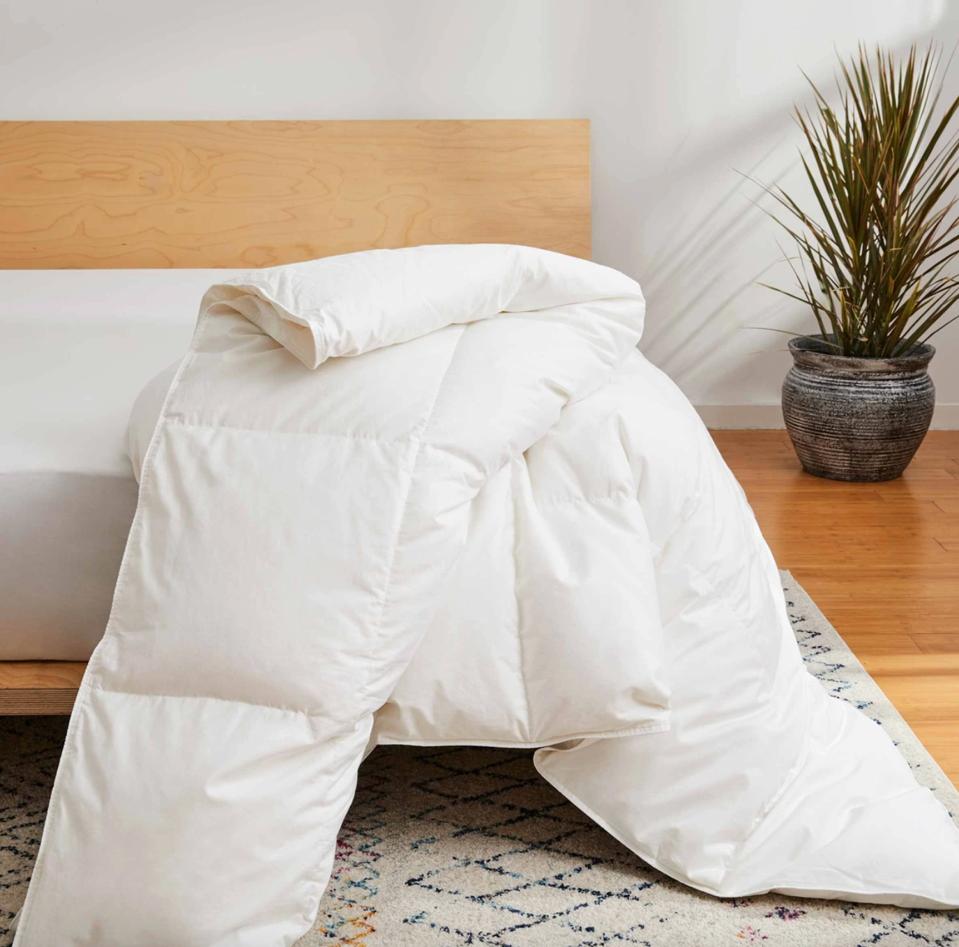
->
[763,45,959,481]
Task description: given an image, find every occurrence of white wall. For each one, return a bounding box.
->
[3,0,957,425]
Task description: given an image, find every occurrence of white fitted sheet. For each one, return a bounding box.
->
[0,269,247,659]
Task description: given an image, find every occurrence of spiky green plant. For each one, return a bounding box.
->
[762,44,959,357]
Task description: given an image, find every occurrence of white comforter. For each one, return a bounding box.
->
[15,246,959,946]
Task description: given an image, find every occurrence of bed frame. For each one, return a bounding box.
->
[0,119,591,713]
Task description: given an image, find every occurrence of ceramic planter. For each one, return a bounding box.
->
[782,336,935,482]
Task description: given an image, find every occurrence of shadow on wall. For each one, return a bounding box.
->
[581,0,951,409]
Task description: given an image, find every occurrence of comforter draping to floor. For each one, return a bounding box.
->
[15,245,959,946]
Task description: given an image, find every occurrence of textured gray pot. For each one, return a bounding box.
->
[782,336,935,482]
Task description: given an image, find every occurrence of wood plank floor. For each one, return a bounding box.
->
[714,429,959,786]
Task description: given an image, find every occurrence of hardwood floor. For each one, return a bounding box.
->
[714,429,959,785]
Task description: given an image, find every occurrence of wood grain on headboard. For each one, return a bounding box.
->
[0,120,590,268]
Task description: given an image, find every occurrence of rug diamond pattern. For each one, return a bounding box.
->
[2,576,958,946]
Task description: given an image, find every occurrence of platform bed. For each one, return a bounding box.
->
[0,117,590,716]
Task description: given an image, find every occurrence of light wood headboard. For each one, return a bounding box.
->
[0,120,590,268]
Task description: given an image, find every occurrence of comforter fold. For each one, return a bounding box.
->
[15,245,959,947]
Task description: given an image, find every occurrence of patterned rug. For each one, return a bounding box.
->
[1,573,957,946]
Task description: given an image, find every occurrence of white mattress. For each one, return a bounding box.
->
[0,269,246,659]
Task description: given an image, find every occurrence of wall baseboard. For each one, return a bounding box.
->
[696,403,959,430]
[696,405,784,429]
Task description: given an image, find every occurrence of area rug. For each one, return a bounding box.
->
[1,573,956,946]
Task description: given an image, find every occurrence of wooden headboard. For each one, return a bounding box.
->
[0,120,590,268]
